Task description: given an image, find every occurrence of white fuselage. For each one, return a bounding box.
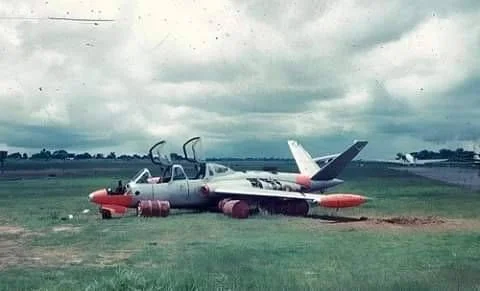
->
[125,163,344,209]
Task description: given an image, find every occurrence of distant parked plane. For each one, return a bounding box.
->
[362,152,448,166]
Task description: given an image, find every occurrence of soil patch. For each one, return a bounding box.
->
[52,225,82,233]
[94,250,135,266]
[0,226,26,235]
[0,224,86,270]
[30,247,84,266]
[379,216,444,225]
[0,226,32,270]
[305,215,480,232]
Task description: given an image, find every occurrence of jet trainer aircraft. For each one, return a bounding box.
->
[88,137,369,219]
[364,152,448,166]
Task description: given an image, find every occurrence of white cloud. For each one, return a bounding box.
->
[0,0,479,158]
[356,11,480,104]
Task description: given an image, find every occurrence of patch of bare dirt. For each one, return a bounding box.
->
[0,226,26,235]
[0,226,32,270]
[1,222,134,269]
[29,247,84,266]
[304,215,480,232]
[93,250,135,266]
[363,216,480,231]
[0,224,86,270]
[52,225,82,233]
[376,215,445,225]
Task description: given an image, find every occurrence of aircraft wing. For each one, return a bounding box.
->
[414,159,448,164]
[363,159,407,164]
[313,154,340,163]
[211,186,324,203]
[209,185,368,208]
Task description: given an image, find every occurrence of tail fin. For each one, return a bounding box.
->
[287,140,320,177]
[288,140,368,181]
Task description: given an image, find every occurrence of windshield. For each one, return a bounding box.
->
[131,168,151,183]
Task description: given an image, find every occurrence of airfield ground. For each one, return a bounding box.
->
[1,161,480,290]
[391,165,480,191]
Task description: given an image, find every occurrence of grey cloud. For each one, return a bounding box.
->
[236,0,329,29]
[153,61,254,83]
[1,0,480,158]
[158,86,343,115]
[0,121,116,149]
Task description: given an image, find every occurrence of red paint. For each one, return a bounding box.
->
[295,175,311,188]
[318,194,367,208]
[101,204,128,214]
[222,200,249,219]
[138,200,170,217]
[89,188,134,208]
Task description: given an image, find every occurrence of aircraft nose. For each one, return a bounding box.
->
[88,189,107,204]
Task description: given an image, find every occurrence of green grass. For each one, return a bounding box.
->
[1,165,480,290]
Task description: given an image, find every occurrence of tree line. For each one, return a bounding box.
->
[400,148,477,161]
[3,147,478,162]
[5,149,145,161]
[4,149,211,161]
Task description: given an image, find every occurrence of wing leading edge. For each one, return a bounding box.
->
[212,186,323,202]
[210,185,368,208]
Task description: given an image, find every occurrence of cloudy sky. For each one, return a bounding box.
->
[0,0,479,158]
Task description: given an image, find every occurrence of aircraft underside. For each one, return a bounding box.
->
[111,196,312,220]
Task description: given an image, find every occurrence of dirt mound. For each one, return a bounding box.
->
[305,214,477,232]
[378,216,445,225]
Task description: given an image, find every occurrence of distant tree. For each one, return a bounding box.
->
[118,154,132,160]
[106,152,116,159]
[133,154,141,159]
[7,152,22,159]
[31,148,52,160]
[416,150,432,159]
[52,150,69,160]
[0,150,6,174]
[22,153,28,159]
[439,149,454,159]
[95,153,104,159]
[75,152,92,160]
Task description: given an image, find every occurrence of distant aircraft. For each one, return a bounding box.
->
[0,145,7,174]
[473,147,480,165]
[88,137,369,219]
[362,152,448,166]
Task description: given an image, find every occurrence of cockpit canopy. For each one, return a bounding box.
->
[131,168,152,184]
[127,163,235,187]
[206,163,234,177]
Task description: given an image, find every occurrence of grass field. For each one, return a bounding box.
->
[1,163,480,290]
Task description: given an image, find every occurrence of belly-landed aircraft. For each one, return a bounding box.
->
[88,137,369,219]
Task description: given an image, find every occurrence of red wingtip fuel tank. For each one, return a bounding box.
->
[318,194,367,208]
[88,188,134,208]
